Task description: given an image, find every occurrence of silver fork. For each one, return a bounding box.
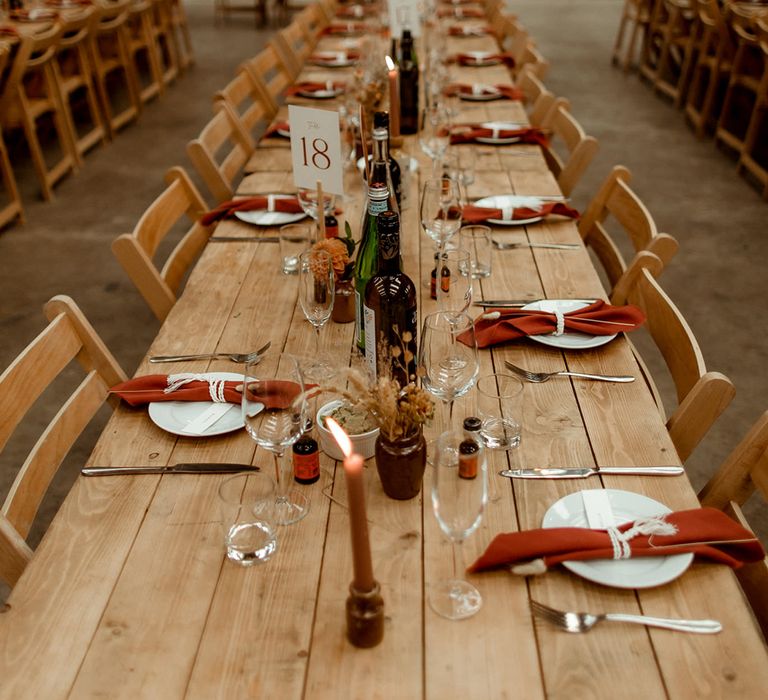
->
[149,341,271,364]
[530,600,722,634]
[492,240,580,251]
[505,360,635,383]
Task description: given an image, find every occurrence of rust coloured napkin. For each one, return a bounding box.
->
[285,81,346,96]
[320,23,366,35]
[461,199,579,224]
[310,49,360,63]
[468,507,766,573]
[450,125,547,146]
[443,83,525,101]
[110,375,305,409]
[449,52,516,67]
[463,300,645,348]
[448,24,495,36]
[201,196,303,225]
[437,6,484,18]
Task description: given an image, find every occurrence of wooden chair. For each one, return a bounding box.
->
[540,104,599,197]
[239,41,294,114]
[186,101,254,204]
[214,0,268,28]
[126,0,165,103]
[516,65,569,129]
[51,7,107,165]
[0,295,126,589]
[149,0,180,88]
[698,411,768,640]
[214,68,274,141]
[273,20,313,79]
[112,167,214,321]
[317,0,336,24]
[622,264,735,462]
[0,125,24,230]
[579,165,679,303]
[295,3,327,46]
[169,0,194,71]
[517,43,550,80]
[684,0,735,137]
[0,23,78,201]
[612,0,654,72]
[88,0,142,138]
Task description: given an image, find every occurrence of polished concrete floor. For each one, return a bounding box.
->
[0,0,766,592]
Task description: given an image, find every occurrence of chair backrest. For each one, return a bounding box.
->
[186,101,254,204]
[623,265,734,461]
[112,167,213,321]
[0,295,126,588]
[518,43,549,79]
[516,65,568,128]
[273,20,313,78]
[579,165,679,301]
[295,3,326,45]
[57,6,98,51]
[214,68,273,140]
[541,103,599,196]
[240,42,293,114]
[698,411,768,640]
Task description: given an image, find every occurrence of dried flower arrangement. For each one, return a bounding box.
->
[310,222,357,281]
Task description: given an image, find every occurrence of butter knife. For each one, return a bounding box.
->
[82,463,261,476]
[500,466,684,479]
[474,298,597,308]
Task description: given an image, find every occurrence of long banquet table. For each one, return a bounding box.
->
[1,10,768,699]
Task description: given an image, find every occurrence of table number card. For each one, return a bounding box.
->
[389,0,421,38]
[288,105,344,195]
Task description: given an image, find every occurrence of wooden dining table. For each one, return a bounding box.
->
[2,9,768,699]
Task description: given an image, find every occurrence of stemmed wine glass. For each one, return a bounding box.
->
[418,310,479,431]
[297,187,336,238]
[241,355,309,526]
[298,249,335,381]
[419,104,451,173]
[430,428,488,619]
[420,176,463,307]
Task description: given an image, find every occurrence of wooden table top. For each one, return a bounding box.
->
[1,14,767,700]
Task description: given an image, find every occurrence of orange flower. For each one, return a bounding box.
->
[312,238,349,279]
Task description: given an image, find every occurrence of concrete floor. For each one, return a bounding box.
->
[0,0,766,593]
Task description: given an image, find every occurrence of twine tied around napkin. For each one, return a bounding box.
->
[200,195,303,225]
[468,508,767,574]
[461,300,645,348]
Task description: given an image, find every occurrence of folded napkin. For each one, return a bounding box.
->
[448,24,494,36]
[335,7,375,18]
[10,8,58,20]
[443,83,524,101]
[463,300,645,348]
[461,199,578,224]
[320,23,366,35]
[111,374,304,409]
[449,52,516,67]
[437,6,484,17]
[201,196,303,225]
[0,26,18,36]
[263,121,290,138]
[310,49,360,63]
[450,125,546,146]
[45,0,91,6]
[469,507,766,573]
[285,81,346,97]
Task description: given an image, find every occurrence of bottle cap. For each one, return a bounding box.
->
[373,111,390,129]
[463,416,482,432]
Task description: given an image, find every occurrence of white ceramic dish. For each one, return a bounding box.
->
[148,372,264,437]
[521,299,617,350]
[542,489,693,589]
[234,194,306,226]
[460,51,501,67]
[458,84,501,101]
[472,194,544,226]
[316,400,379,460]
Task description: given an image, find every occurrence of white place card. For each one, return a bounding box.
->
[389,0,421,38]
[288,105,344,196]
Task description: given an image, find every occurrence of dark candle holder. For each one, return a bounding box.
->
[346,580,385,648]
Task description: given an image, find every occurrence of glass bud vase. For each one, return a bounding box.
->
[374,428,427,500]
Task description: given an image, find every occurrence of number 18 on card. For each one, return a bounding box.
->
[289,105,344,196]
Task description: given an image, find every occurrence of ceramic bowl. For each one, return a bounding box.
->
[316,400,379,460]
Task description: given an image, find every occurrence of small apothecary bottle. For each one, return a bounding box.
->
[458,417,481,479]
[293,435,320,484]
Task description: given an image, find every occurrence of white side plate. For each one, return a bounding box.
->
[234,194,306,226]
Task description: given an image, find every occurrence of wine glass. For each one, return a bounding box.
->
[430,428,488,620]
[298,249,335,381]
[418,311,478,430]
[419,104,451,173]
[297,187,336,238]
[420,176,462,307]
[241,355,309,526]
[436,248,472,316]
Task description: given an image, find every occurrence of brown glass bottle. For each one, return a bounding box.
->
[363,211,417,386]
[293,435,320,484]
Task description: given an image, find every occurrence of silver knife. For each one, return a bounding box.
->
[81,463,261,476]
[474,298,597,308]
[208,236,280,243]
[500,466,684,479]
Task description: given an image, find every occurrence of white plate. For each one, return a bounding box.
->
[460,51,501,67]
[310,52,356,68]
[296,88,344,99]
[474,121,523,145]
[472,194,544,226]
[356,156,419,173]
[148,372,264,437]
[234,195,306,226]
[458,85,501,101]
[276,128,291,138]
[522,299,617,350]
[542,489,693,589]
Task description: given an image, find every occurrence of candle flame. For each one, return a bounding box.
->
[325,416,352,458]
[385,55,395,71]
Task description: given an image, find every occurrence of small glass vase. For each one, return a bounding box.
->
[332,278,356,323]
[374,429,427,500]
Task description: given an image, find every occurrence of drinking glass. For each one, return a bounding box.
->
[279,223,311,275]
[298,249,335,381]
[459,225,492,279]
[420,177,462,306]
[297,187,336,237]
[418,311,478,429]
[436,248,472,315]
[419,104,451,173]
[430,429,488,620]
[242,355,309,526]
[218,473,277,566]
[476,373,524,450]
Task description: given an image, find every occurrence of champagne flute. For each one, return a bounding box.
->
[418,310,478,430]
[241,355,309,526]
[430,428,488,620]
[298,249,335,381]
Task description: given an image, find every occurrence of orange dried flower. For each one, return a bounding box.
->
[312,238,350,280]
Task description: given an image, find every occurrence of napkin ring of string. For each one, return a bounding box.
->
[165,373,228,402]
